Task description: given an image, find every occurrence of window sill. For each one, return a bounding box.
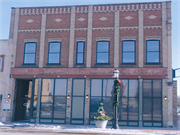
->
[22,63,36,65]
[46,63,61,65]
[95,63,111,65]
[121,63,137,65]
[76,63,84,65]
[145,63,161,65]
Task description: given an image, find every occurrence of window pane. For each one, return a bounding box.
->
[48,53,60,63]
[40,96,53,118]
[72,97,84,118]
[147,41,159,51]
[0,58,2,71]
[129,98,138,120]
[49,42,60,52]
[143,98,152,121]
[129,80,138,97]
[103,97,113,117]
[77,42,84,52]
[42,79,54,96]
[119,98,127,120]
[147,52,159,63]
[77,53,83,63]
[120,80,128,97]
[54,97,66,118]
[90,97,101,116]
[97,53,108,63]
[153,80,161,97]
[55,79,67,96]
[103,79,114,96]
[153,99,162,121]
[73,79,84,96]
[123,53,135,63]
[24,54,35,63]
[25,43,36,53]
[91,79,102,96]
[123,41,135,51]
[97,42,109,52]
[143,80,152,97]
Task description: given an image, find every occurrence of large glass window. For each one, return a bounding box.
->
[143,80,162,126]
[35,79,67,123]
[90,79,139,126]
[96,41,109,64]
[146,40,160,63]
[24,42,36,64]
[122,41,136,63]
[76,42,85,64]
[119,79,139,124]
[48,42,61,64]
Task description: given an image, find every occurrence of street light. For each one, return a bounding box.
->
[113,69,119,129]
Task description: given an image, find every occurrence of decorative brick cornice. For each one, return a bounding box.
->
[119,27,138,30]
[75,28,88,31]
[143,26,162,29]
[92,27,114,31]
[18,29,41,33]
[45,29,70,32]
[19,3,162,15]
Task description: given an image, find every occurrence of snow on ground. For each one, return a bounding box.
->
[4,123,177,135]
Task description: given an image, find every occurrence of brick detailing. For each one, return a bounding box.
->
[66,78,72,124]
[120,11,138,27]
[16,32,40,67]
[172,81,178,127]
[18,15,42,30]
[75,13,88,28]
[44,31,70,67]
[144,10,162,26]
[84,78,90,125]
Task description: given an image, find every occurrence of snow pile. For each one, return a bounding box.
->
[0,122,4,126]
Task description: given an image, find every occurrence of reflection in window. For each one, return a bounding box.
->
[33,79,67,121]
[119,79,138,121]
[96,41,109,63]
[146,40,160,63]
[76,42,85,64]
[122,41,136,63]
[143,80,162,122]
[24,42,36,64]
[48,42,61,64]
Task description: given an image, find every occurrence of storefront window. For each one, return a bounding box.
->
[143,80,162,126]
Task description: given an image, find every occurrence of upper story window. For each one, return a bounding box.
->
[76,42,85,64]
[24,42,36,64]
[122,41,136,64]
[0,57,2,72]
[48,42,61,64]
[96,41,109,64]
[146,40,160,63]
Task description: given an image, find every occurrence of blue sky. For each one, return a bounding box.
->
[0,0,179,69]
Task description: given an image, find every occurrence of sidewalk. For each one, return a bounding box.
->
[0,122,180,135]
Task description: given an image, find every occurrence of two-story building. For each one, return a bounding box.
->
[7,1,176,127]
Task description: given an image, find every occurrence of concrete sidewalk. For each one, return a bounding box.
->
[0,122,179,135]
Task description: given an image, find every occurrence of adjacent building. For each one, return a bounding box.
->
[5,1,176,127]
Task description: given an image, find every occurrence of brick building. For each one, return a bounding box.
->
[6,1,176,127]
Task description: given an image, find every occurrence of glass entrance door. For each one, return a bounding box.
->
[15,80,32,121]
[71,79,85,124]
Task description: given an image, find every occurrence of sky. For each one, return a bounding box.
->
[0,0,180,92]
